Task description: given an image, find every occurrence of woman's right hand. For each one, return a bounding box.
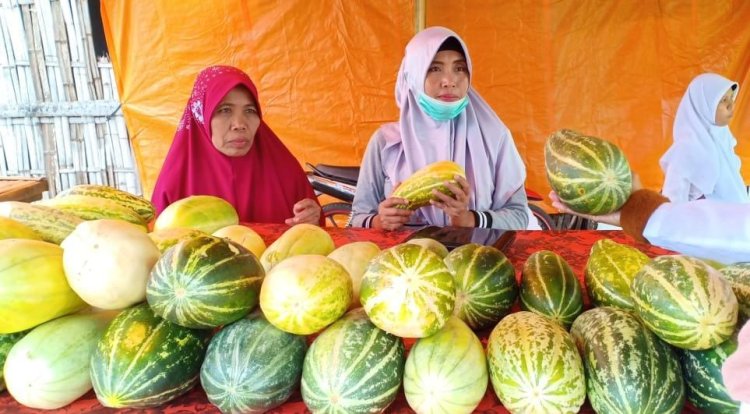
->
[373,197,412,231]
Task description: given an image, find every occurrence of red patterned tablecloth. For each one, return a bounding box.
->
[0,226,700,414]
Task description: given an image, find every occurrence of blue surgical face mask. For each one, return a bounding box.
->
[417,92,469,121]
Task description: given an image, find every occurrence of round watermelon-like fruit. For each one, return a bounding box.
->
[200,312,306,413]
[153,195,239,234]
[488,311,586,414]
[571,307,685,414]
[631,255,738,350]
[545,129,632,215]
[520,250,583,328]
[585,238,650,310]
[360,243,456,338]
[260,255,352,335]
[404,317,487,414]
[720,262,750,323]
[90,304,210,408]
[444,243,517,330]
[301,309,405,414]
[147,235,264,329]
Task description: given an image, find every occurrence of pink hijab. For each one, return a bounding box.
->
[381,27,526,225]
[151,65,319,224]
[723,321,750,405]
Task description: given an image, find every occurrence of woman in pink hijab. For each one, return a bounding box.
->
[151,65,322,225]
[350,27,529,230]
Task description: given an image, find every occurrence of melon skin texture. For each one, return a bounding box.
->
[545,129,632,215]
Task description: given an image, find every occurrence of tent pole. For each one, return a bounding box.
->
[414,0,425,33]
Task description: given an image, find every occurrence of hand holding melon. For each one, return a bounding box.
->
[545,129,632,215]
[391,161,467,210]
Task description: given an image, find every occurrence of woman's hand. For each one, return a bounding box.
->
[549,191,622,227]
[285,198,322,226]
[373,197,412,231]
[431,175,475,227]
[548,173,643,228]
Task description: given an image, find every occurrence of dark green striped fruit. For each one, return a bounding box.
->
[90,304,210,408]
[301,309,404,413]
[520,250,583,328]
[147,235,264,329]
[200,312,306,413]
[545,129,632,215]
[444,243,517,329]
[571,307,685,414]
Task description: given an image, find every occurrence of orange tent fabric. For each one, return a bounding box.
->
[101,0,414,199]
[428,0,750,199]
[102,1,750,204]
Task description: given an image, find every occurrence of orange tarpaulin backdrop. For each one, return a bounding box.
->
[101,0,750,204]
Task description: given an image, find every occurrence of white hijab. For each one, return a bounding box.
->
[660,73,748,202]
[381,26,526,225]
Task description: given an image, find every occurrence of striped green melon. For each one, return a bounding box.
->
[631,255,738,350]
[360,243,456,338]
[679,332,740,413]
[259,223,335,272]
[520,250,583,328]
[260,255,352,335]
[406,238,449,258]
[444,243,517,330]
[200,312,306,413]
[36,195,146,229]
[4,312,115,409]
[0,330,28,391]
[0,217,42,241]
[545,129,632,214]
[720,262,750,322]
[154,195,239,234]
[301,309,405,414]
[0,201,83,244]
[90,304,210,408]
[0,239,87,334]
[571,307,685,414]
[58,184,155,222]
[584,238,650,310]
[404,317,487,414]
[391,160,466,209]
[149,227,208,253]
[147,235,264,329]
[487,311,586,413]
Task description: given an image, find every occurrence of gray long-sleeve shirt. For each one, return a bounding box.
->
[350,129,529,229]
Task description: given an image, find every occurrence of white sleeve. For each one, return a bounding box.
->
[661,170,692,203]
[643,200,750,264]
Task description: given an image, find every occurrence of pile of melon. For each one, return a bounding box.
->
[0,159,748,414]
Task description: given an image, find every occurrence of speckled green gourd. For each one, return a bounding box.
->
[585,238,650,310]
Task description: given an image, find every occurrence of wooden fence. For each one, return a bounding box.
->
[0,0,140,197]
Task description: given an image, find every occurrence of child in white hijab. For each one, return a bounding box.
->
[660,73,748,203]
[350,27,530,230]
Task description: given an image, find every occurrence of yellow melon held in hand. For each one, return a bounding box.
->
[391,161,466,209]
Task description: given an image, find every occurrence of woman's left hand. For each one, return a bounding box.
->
[285,198,322,226]
[431,175,475,227]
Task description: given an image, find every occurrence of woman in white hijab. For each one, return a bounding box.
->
[350,27,531,230]
[660,73,748,203]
